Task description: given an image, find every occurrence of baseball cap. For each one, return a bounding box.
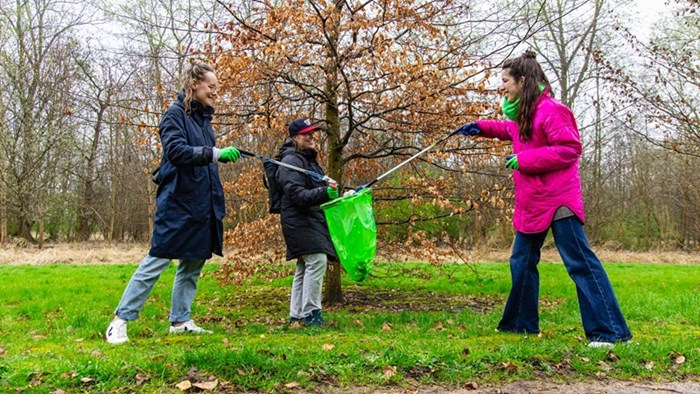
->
[289,118,321,137]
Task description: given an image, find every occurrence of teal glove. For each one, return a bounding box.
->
[326,185,339,199]
[218,147,240,163]
[505,154,519,170]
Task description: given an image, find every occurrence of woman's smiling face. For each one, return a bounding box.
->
[192,71,218,108]
[501,68,524,102]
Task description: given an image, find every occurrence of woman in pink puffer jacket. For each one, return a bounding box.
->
[456,51,631,348]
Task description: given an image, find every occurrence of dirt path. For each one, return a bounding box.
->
[1,242,699,265]
[325,380,700,393]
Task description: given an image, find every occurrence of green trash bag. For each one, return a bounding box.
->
[321,188,376,282]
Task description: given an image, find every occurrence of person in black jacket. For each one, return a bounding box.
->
[106,63,240,344]
[277,118,339,326]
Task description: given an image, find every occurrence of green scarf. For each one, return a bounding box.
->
[501,83,546,120]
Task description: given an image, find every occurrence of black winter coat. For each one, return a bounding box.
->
[149,93,225,260]
[277,140,337,261]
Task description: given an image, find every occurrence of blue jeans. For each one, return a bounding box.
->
[114,255,206,323]
[498,217,632,342]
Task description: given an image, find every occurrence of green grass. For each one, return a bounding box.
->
[0,261,699,393]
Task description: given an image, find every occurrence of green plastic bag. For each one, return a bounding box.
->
[321,188,376,281]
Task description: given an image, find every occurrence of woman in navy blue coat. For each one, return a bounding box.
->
[106,63,241,344]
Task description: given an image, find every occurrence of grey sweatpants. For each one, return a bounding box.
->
[289,253,327,319]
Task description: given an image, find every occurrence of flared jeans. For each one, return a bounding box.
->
[498,217,632,342]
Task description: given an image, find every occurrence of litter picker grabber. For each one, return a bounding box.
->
[353,129,460,192]
[238,148,337,185]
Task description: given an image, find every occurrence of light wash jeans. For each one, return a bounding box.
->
[498,216,632,342]
[290,253,327,320]
[114,255,206,323]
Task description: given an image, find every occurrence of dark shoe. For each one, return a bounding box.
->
[303,310,326,327]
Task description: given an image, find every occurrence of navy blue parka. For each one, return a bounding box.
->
[277,140,338,261]
[149,93,225,260]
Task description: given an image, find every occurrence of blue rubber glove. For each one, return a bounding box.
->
[505,154,519,170]
[218,147,240,163]
[456,122,480,136]
[327,185,339,199]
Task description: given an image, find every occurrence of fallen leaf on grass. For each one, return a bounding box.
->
[322,343,335,351]
[383,365,397,380]
[284,381,300,388]
[382,322,392,331]
[607,352,620,362]
[176,380,192,390]
[464,381,479,390]
[134,373,149,385]
[0,347,5,356]
[193,380,218,390]
[49,390,65,394]
[644,361,654,370]
[427,321,444,332]
[671,353,686,365]
[80,377,94,384]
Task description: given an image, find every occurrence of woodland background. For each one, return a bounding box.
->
[0,0,698,298]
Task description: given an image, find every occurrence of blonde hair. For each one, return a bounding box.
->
[181,62,215,115]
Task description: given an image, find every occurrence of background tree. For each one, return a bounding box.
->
[0,0,88,245]
[211,0,527,301]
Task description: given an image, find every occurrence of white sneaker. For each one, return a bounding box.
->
[588,341,615,348]
[169,320,213,334]
[106,317,129,344]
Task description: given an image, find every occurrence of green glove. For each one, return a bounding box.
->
[326,185,339,199]
[218,147,240,163]
[505,154,519,170]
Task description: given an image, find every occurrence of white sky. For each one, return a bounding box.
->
[632,0,672,41]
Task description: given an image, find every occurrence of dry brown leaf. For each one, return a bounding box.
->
[383,365,397,380]
[322,343,335,351]
[645,361,654,370]
[0,347,6,356]
[134,373,149,385]
[176,380,192,390]
[382,322,392,331]
[193,380,218,390]
[284,381,300,388]
[80,377,94,384]
[49,390,65,394]
[464,381,479,390]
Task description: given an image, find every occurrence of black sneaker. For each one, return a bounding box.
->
[303,310,326,327]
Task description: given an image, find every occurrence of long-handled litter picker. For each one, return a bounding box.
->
[352,129,460,192]
[238,148,338,185]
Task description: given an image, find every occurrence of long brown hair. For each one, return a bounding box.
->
[180,62,215,115]
[502,51,551,142]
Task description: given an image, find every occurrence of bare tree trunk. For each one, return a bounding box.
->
[0,180,6,245]
[38,188,45,249]
[77,102,106,241]
[322,0,345,304]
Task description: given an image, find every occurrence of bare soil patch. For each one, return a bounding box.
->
[316,380,700,393]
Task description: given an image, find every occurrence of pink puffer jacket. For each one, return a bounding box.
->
[476,92,585,234]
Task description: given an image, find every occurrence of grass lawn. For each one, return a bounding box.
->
[0,261,698,393]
